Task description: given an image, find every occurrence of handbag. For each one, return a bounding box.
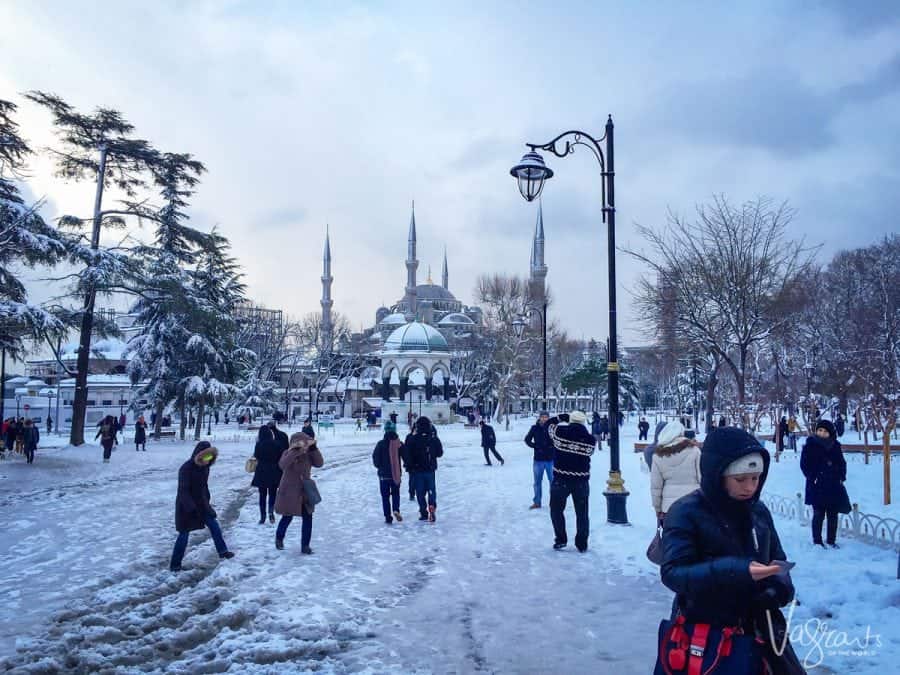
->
[647,526,664,565]
[244,457,257,473]
[654,615,766,675]
[835,483,851,514]
[303,478,322,506]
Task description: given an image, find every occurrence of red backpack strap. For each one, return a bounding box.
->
[687,623,710,675]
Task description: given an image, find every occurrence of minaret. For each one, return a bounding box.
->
[441,245,449,290]
[405,201,418,320]
[529,201,547,310]
[321,226,334,342]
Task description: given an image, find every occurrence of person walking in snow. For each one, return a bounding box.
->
[22,418,39,464]
[801,419,849,549]
[649,421,701,524]
[642,420,668,471]
[525,411,554,509]
[95,415,118,463]
[301,418,315,439]
[373,428,404,524]
[134,416,148,452]
[548,410,596,552]
[274,432,324,554]
[657,427,804,673]
[638,416,650,441]
[169,442,234,571]
[402,416,443,522]
[834,413,845,438]
[252,426,284,524]
[479,420,504,466]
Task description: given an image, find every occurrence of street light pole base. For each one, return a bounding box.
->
[604,490,630,524]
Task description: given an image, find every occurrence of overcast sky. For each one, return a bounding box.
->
[2,1,899,347]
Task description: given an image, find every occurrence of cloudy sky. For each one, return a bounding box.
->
[2,1,899,346]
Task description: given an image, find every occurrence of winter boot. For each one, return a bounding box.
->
[428,505,436,523]
[301,546,313,555]
[393,510,403,522]
[258,516,266,525]
[553,542,567,550]
[418,510,429,521]
[275,538,284,550]
[219,551,235,560]
[385,516,393,524]
[529,503,541,510]
[268,513,275,524]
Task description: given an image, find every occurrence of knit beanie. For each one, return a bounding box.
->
[722,452,764,476]
[815,419,836,439]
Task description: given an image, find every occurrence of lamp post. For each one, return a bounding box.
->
[15,393,21,418]
[510,116,629,524]
[513,300,548,411]
[803,361,815,429]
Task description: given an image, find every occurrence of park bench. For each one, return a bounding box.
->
[634,442,649,452]
[157,429,176,439]
[366,423,381,430]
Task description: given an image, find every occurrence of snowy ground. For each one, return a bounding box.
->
[0,420,896,673]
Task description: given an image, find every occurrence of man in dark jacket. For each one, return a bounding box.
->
[301,418,315,439]
[22,419,39,464]
[637,417,650,441]
[548,410,596,551]
[801,419,848,548]
[373,429,404,523]
[524,411,554,509]
[169,442,234,571]
[834,414,845,437]
[401,416,443,522]
[479,420,504,466]
[660,427,801,669]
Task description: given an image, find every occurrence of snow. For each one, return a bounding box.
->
[0,421,896,673]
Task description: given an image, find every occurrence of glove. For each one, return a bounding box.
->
[752,587,781,611]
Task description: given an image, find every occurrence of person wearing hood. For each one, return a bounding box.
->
[274,432,324,554]
[638,417,650,441]
[252,426,285,524]
[659,427,803,673]
[649,421,701,523]
[401,416,443,522]
[643,420,669,471]
[22,418,39,464]
[373,429,404,523]
[524,411,554,510]
[170,442,234,571]
[801,419,849,549]
[134,415,148,452]
[479,420,504,466]
[548,410,596,552]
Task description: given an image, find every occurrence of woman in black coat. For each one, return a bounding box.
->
[800,419,848,548]
[252,426,284,524]
[660,427,802,673]
[134,416,148,451]
[170,442,233,571]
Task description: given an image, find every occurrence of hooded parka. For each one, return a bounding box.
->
[274,434,324,516]
[175,444,219,532]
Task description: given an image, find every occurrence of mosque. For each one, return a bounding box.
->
[314,202,548,420]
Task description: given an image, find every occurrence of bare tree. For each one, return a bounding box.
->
[627,196,815,418]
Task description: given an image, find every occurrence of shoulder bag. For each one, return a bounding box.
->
[303,478,322,506]
[244,457,257,473]
[647,525,664,565]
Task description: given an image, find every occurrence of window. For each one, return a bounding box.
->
[86,400,96,406]
[118,399,128,406]
[101,400,113,406]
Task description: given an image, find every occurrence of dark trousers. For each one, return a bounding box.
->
[550,476,590,549]
[25,447,35,463]
[483,444,504,464]
[102,440,114,460]
[812,507,839,545]
[379,479,401,519]
[258,486,277,519]
[638,429,648,441]
[170,514,228,568]
[276,512,312,548]
[410,472,437,516]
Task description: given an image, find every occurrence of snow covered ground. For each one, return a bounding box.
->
[0,420,896,673]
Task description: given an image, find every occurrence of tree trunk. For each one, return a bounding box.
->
[705,365,718,432]
[883,413,893,506]
[179,399,187,441]
[153,401,164,440]
[194,400,205,441]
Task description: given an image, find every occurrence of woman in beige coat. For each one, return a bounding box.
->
[274,432,324,554]
[649,421,701,524]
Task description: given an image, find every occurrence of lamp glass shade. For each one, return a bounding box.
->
[510,151,553,202]
[512,317,526,338]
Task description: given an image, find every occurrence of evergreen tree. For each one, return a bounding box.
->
[25,91,161,445]
[0,98,67,361]
[125,152,209,439]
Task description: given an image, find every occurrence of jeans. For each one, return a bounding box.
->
[276,512,312,548]
[550,476,590,549]
[25,447,34,463]
[638,429,648,441]
[258,486,277,520]
[102,440,114,460]
[483,444,504,464]
[170,514,228,568]
[532,460,554,506]
[812,507,839,545]
[379,479,401,519]
[410,472,437,515]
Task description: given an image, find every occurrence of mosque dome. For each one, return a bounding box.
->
[379,312,408,326]
[438,312,475,326]
[383,322,449,353]
[414,284,457,302]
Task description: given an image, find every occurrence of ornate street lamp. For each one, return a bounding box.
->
[514,304,548,411]
[510,116,629,524]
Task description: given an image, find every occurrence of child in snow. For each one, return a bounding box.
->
[658,427,804,673]
[274,432,324,554]
[169,442,234,571]
[373,429,404,523]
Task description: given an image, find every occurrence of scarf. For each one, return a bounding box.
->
[389,439,402,483]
